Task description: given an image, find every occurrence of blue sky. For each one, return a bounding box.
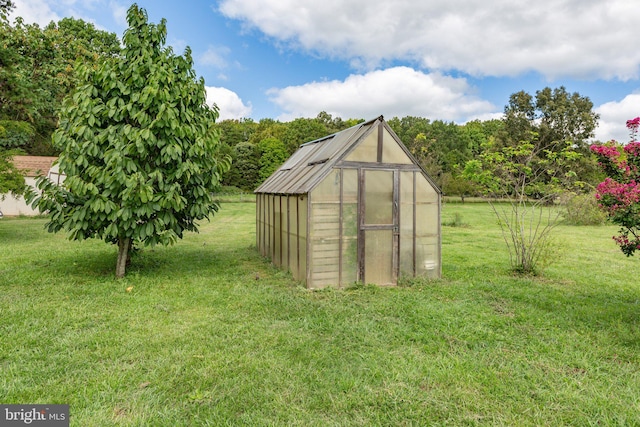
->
[11,0,640,142]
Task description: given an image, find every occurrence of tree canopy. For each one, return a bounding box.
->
[0,8,120,155]
[28,4,230,278]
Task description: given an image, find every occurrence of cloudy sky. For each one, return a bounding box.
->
[10,0,640,142]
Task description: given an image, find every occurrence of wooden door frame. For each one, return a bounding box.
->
[357,168,399,284]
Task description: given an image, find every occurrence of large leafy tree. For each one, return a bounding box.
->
[501,87,600,191]
[29,4,230,278]
[0,0,26,198]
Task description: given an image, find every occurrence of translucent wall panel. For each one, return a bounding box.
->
[260,194,265,255]
[309,170,341,288]
[416,203,439,234]
[289,196,299,280]
[416,239,439,278]
[416,173,439,203]
[382,128,413,164]
[341,168,358,284]
[364,230,394,285]
[313,169,341,201]
[415,173,440,278]
[345,130,378,162]
[364,170,393,225]
[266,195,273,258]
[281,196,289,270]
[299,196,308,282]
[342,168,358,210]
[399,171,415,277]
[256,194,263,255]
[274,195,282,267]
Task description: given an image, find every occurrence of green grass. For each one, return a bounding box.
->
[1,203,639,426]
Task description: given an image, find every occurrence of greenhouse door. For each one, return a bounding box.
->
[359,169,398,285]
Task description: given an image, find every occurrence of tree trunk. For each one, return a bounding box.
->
[116,237,131,279]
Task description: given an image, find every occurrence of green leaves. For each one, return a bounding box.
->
[29,4,230,278]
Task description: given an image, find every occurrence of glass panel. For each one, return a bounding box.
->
[312,169,340,202]
[414,170,440,278]
[310,200,340,288]
[311,204,340,239]
[341,166,359,285]
[282,196,289,270]
[382,128,413,164]
[299,196,308,283]
[399,172,414,277]
[261,195,266,255]
[416,238,439,278]
[280,144,315,170]
[364,170,393,225]
[267,195,273,258]
[256,194,262,254]
[274,196,282,267]
[416,203,438,237]
[310,236,340,288]
[345,130,378,162]
[307,135,345,165]
[416,173,439,203]
[342,169,358,203]
[299,196,307,238]
[364,230,393,285]
[341,202,358,285]
[289,196,299,279]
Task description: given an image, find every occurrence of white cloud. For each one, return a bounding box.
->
[109,0,127,27]
[206,86,253,121]
[219,0,640,80]
[10,0,60,26]
[267,66,496,122]
[594,93,640,143]
[10,0,116,30]
[199,45,231,69]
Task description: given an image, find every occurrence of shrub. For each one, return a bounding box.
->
[561,192,607,226]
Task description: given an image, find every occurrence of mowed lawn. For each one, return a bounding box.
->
[1,201,639,426]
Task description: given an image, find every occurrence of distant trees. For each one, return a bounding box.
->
[463,87,599,274]
[501,87,601,192]
[217,112,361,191]
[215,87,602,196]
[0,5,119,155]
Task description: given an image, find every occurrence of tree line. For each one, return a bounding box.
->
[216,88,602,200]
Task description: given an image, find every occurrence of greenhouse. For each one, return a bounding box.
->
[255,116,441,289]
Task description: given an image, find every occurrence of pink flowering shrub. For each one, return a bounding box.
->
[591,117,640,256]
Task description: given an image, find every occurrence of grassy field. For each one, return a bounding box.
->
[1,201,639,426]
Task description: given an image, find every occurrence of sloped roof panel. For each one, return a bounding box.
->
[255,117,379,195]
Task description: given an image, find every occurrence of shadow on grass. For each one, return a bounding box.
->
[0,218,50,244]
[35,240,268,283]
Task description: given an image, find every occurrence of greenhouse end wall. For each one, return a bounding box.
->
[257,168,440,289]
